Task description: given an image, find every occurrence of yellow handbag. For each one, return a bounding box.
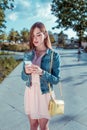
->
[48,52,64,116]
[48,83,64,116]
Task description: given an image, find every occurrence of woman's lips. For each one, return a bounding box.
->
[34,42,38,44]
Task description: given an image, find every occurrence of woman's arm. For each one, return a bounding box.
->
[41,52,60,84]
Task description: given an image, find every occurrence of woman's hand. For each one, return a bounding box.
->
[25,64,43,75]
[31,64,43,75]
[25,64,33,74]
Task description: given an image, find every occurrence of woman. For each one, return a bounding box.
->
[21,22,60,130]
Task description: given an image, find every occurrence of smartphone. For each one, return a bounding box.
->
[24,61,32,66]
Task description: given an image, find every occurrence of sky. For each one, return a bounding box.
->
[5,0,77,39]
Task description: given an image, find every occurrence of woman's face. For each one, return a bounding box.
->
[32,27,45,48]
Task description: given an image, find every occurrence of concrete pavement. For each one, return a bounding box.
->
[0,49,87,130]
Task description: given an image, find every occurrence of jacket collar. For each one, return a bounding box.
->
[46,48,53,55]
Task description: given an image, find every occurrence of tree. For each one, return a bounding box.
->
[0,5,5,32]
[48,31,55,44]
[0,33,7,42]
[8,29,20,43]
[0,0,14,33]
[51,0,87,48]
[58,31,68,47]
[20,28,29,43]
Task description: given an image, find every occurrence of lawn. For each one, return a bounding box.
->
[0,57,21,83]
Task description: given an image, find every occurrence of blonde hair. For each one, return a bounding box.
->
[29,22,52,50]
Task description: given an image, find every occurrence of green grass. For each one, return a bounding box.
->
[0,57,21,83]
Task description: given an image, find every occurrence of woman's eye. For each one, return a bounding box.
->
[32,33,42,38]
[37,34,41,37]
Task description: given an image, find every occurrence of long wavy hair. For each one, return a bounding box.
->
[29,22,52,50]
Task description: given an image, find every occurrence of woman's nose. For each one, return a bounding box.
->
[34,35,37,39]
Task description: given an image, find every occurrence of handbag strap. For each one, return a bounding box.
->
[48,51,63,98]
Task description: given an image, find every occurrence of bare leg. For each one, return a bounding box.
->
[39,118,49,130]
[28,115,39,130]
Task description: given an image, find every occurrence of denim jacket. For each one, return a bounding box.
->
[21,48,60,94]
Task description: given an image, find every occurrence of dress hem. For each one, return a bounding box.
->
[25,113,50,119]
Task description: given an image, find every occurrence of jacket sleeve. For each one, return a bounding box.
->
[41,52,60,84]
[21,53,29,81]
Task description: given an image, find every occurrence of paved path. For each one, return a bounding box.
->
[0,49,87,130]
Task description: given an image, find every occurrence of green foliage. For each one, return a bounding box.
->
[0,33,7,41]
[0,0,14,32]
[63,44,78,49]
[0,28,30,44]
[1,43,30,52]
[58,31,68,45]
[0,57,20,83]
[49,33,55,43]
[0,7,5,32]
[20,28,29,43]
[51,0,87,47]
[8,28,20,42]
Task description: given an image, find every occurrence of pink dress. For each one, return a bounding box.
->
[24,52,55,119]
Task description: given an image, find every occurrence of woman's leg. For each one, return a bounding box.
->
[39,118,49,130]
[28,115,39,130]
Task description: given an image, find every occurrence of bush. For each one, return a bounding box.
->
[63,44,78,49]
[0,57,21,83]
[1,43,30,52]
